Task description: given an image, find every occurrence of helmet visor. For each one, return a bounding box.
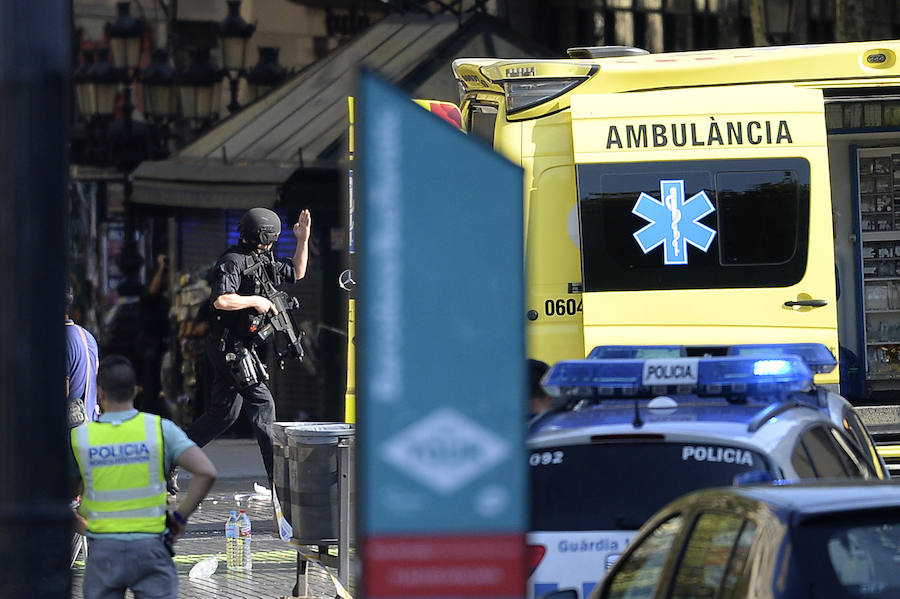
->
[256,224,280,245]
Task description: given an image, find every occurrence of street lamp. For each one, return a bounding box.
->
[73,50,96,120]
[178,48,222,125]
[107,1,146,247]
[246,47,288,103]
[220,0,256,113]
[83,48,119,120]
[73,48,119,165]
[764,0,794,45]
[141,48,178,123]
[140,48,178,159]
[106,0,145,164]
[108,1,144,72]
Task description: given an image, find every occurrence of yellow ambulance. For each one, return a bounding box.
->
[451,41,900,409]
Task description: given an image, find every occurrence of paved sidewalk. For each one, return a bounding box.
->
[70,438,356,599]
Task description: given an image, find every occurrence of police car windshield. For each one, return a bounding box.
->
[530,442,769,531]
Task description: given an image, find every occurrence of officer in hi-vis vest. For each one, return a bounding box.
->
[70,355,217,599]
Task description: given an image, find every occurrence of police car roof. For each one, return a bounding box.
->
[528,395,830,454]
[532,394,819,430]
[687,481,900,520]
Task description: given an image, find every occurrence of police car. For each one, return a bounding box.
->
[585,343,888,479]
[584,480,900,599]
[526,344,883,599]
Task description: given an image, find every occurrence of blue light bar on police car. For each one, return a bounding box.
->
[542,355,813,399]
[588,342,837,374]
[587,346,684,359]
[729,343,837,374]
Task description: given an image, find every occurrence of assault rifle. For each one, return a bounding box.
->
[242,252,305,367]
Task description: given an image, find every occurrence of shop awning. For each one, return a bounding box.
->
[131,13,549,209]
[132,159,296,209]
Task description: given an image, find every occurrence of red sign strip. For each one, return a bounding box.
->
[364,533,525,598]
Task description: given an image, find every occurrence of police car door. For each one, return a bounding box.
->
[570,83,838,382]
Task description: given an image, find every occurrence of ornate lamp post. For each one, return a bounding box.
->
[73,48,119,164]
[764,0,795,45]
[140,48,178,157]
[220,0,256,113]
[141,48,178,122]
[108,2,143,73]
[73,50,96,120]
[245,47,288,103]
[84,48,119,119]
[107,1,144,132]
[107,1,145,246]
[178,47,221,127]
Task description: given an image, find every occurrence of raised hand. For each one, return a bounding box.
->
[293,209,311,241]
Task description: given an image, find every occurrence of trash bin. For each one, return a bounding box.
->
[272,422,295,529]
[286,422,355,543]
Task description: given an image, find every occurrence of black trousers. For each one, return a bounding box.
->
[187,337,275,479]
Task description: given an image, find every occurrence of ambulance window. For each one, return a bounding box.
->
[717,170,801,264]
[577,158,811,291]
[468,103,497,144]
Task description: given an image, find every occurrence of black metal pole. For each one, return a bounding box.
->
[0,0,72,596]
[122,80,134,137]
[124,175,135,246]
[123,81,135,244]
[227,74,241,113]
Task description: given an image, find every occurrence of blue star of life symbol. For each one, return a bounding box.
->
[632,179,717,265]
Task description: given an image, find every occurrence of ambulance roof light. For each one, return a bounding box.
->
[588,346,683,359]
[566,46,649,59]
[588,343,837,374]
[542,355,813,399]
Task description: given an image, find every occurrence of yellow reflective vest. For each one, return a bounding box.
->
[71,412,167,534]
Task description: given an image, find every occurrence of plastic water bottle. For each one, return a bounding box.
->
[225,510,238,570]
[237,509,252,570]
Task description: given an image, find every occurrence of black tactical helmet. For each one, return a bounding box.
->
[238,207,282,245]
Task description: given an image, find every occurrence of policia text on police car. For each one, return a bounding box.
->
[185,207,311,483]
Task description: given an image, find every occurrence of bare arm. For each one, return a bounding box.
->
[213,293,276,314]
[292,209,311,280]
[170,445,218,542]
[148,254,167,295]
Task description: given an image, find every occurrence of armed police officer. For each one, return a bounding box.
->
[184,207,310,485]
